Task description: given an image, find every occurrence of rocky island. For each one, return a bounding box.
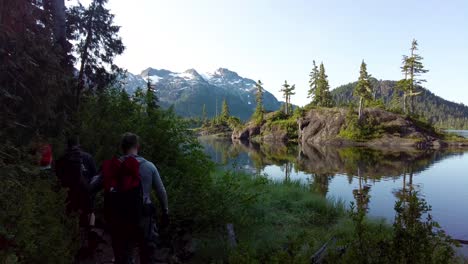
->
[231,107,468,150]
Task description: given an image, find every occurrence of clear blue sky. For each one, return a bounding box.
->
[95,0,467,106]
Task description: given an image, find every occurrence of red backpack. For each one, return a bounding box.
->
[101,156,143,225]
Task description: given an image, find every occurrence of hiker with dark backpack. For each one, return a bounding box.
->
[55,136,97,257]
[91,132,169,264]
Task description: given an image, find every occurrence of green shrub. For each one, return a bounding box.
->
[366,98,385,108]
[226,116,242,130]
[194,171,349,263]
[407,114,439,137]
[79,88,228,230]
[270,119,298,140]
[266,110,288,122]
[339,110,383,141]
[0,145,79,263]
[292,106,306,119]
[333,192,458,264]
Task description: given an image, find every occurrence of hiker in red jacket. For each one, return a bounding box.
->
[91,133,169,264]
[38,143,53,170]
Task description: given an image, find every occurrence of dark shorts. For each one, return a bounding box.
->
[110,204,159,264]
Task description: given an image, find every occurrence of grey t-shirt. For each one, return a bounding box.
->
[91,155,169,214]
[134,156,168,213]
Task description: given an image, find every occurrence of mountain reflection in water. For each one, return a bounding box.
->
[200,136,468,255]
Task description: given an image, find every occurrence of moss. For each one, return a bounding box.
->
[269,119,298,140]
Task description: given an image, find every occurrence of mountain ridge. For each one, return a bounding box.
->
[331,79,468,129]
[121,68,467,129]
[121,67,282,120]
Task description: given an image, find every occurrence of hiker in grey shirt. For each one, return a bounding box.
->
[91,132,169,264]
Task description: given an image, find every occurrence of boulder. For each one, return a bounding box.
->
[232,123,261,140]
[298,108,347,145]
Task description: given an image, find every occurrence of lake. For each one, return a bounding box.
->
[200,132,468,256]
[447,130,468,138]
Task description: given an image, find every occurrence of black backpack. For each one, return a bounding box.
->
[56,150,91,211]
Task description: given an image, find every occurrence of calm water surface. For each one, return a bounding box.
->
[447,130,468,138]
[200,131,468,255]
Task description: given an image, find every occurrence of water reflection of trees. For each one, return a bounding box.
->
[200,137,465,214]
[280,162,293,182]
[298,144,463,179]
[310,173,334,197]
[200,138,464,180]
[200,137,460,261]
[353,167,372,213]
[345,162,457,263]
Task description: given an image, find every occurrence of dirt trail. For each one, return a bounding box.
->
[76,227,177,264]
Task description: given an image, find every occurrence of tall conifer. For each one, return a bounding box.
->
[354,60,373,119]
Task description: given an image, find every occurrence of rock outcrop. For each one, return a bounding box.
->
[198,123,232,137]
[297,143,437,177]
[232,123,261,141]
[232,122,292,143]
[232,112,296,142]
[298,108,465,149]
[298,108,347,145]
[230,108,467,149]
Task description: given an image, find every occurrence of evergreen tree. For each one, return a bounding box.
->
[308,60,320,104]
[317,62,333,107]
[280,81,290,115]
[1,0,71,141]
[288,84,296,114]
[202,104,207,124]
[280,81,295,115]
[68,0,125,110]
[389,90,402,112]
[221,98,230,120]
[399,39,429,114]
[146,76,159,111]
[252,80,265,123]
[354,60,373,119]
[396,77,410,113]
[44,0,70,68]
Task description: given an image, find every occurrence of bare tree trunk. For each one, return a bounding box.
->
[45,0,66,45]
[0,0,5,26]
[76,3,95,111]
[409,48,414,115]
[411,96,414,114]
[402,172,407,207]
[358,97,363,120]
[285,95,287,115]
[408,170,413,196]
[358,167,362,191]
[226,223,237,248]
[403,93,407,114]
[77,33,92,110]
[285,162,291,181]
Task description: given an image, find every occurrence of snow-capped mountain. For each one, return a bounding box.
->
[120,67,282,120]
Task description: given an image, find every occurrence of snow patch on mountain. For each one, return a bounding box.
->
[148,75,162,83]
[120,66,282,120]
[171,70,202,81]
